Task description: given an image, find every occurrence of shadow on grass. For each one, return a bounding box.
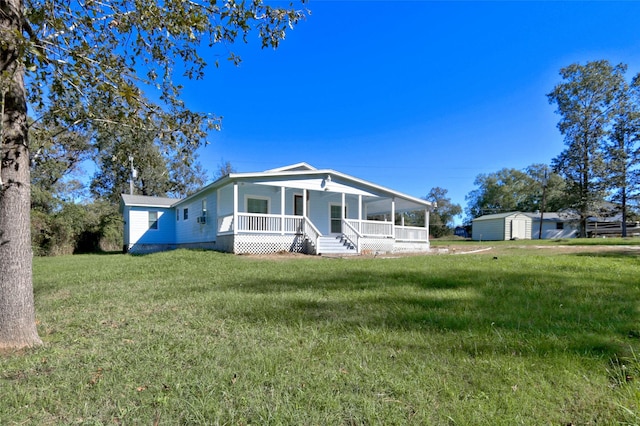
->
[223,260,640,359]
[573,250,640,258]
[34,250,640,361]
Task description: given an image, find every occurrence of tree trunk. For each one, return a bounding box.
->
[0,0,42,349]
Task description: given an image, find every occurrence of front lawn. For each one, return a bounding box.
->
[2,246,639,424]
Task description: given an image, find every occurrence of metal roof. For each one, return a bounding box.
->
[174,163,433,212]
[523,212,580,222]
[120,194,181,208]
[472,212,527,221]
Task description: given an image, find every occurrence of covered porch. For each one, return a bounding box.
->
[215,178,431,255]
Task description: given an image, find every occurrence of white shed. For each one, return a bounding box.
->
[472,212,532,241]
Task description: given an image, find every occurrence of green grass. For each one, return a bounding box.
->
[2,246,640,424]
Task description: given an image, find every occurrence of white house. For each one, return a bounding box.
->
[120,163,433,255]
[471,212,532,241]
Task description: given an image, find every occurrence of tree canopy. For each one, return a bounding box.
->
[0,0,308,349]
[424,187,462,238]
[465,164,566,221]
[602,72,640,235]
[548,60,630,236]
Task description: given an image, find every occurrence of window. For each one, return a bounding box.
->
[556,222,564,230]
[149,211,158,230]
[247,198,268,214]
[294,194,304,216]
[246,197,269,230]
[184,208,189,220]
[176,209,180,221]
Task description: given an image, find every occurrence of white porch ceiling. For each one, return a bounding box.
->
[365,198,428,215]
[251,179,378,197]
[249,179,427,214]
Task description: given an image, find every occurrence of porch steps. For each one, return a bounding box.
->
[316,236,358,255]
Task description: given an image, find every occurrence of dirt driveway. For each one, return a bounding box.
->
[246,242,640,260]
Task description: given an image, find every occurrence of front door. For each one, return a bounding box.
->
[330,204,344,234]
[294,194,304,216]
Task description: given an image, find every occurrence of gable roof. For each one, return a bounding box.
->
[472,212,527,221]
[474,211,581,222]
[523,212,580,222]
[264,162,317,172]
[174,163,433,213]
[120,194,181,208]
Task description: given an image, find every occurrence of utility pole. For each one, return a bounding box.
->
[129,155,137,195]
[538,167,548,240]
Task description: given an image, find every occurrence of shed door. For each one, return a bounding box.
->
[511,219,526,239]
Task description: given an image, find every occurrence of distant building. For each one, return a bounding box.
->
[524,212,580,239]
[454,226,470,238]
[472,212,532,241]
[472,210,640,240]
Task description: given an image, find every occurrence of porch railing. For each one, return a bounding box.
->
[395,226,428,242]
[345,219,393,237]
[217,213,304,235]
[217,213,428,243]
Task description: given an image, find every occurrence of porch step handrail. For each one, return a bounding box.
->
[342,219,362,253]
[303,216,322,251]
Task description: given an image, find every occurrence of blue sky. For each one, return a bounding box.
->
[181,0,640,222]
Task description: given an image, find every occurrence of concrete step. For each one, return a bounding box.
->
[317,236,357,255]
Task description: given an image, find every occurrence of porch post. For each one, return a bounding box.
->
[303,189,308,218]
[358,194,362,232]
[281,186,286,235]
[233,182,238,234]
[216,188,220,234]
[391,197,395,238]
[425,208,429,241]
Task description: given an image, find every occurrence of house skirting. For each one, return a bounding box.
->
[359,238,395,255]
[218,234,310,255]
[127,236,430,256]
[393,241,431,253]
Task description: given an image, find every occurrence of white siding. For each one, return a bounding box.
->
[217,185,234,217]
[237,184,279,213]
[175,190,217,244]
[472,213,532,241]
[305,192,361,235]
[531,220,579,239]
[128,207,175,246]
[472,218,505,241]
